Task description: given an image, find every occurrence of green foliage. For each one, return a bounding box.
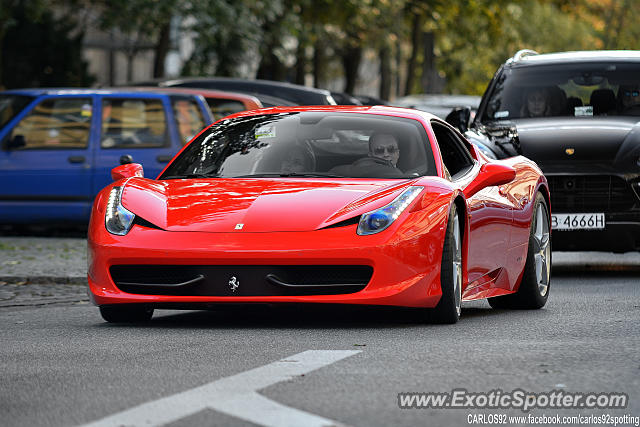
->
[0,3,94,88]
[3,0,640,96]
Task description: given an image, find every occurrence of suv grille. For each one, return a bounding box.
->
[547,175,637,212]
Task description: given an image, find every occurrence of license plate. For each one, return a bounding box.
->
[551,213,605,231]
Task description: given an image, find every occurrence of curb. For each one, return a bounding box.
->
[0,276,87,285]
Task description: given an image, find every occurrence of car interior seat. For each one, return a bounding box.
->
[566,97,583,115]
[590,89,616,115]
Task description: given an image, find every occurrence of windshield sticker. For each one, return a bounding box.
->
[494,110,509,118]
[574,106,593,117]
[255,125,276,139]
[81,104,92,117]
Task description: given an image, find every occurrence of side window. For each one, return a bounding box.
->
[101,98,168,148]
[171,97,206,145]
[10,98,92,149]
[206,98,246,120]
[431,122,474,179]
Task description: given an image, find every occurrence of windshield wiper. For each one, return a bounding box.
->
[231,172,346,178]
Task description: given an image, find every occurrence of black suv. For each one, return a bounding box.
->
[448,50,640,252]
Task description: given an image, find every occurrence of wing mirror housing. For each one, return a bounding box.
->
[111,163,143,181]
[464,163,516,198]
[445,107,471,133]
[4,135,26,150]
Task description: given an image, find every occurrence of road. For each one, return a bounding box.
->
[0,257,639,426]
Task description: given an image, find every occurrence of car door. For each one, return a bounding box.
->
[431,121,514,288]
[92,94,176,194]
[0,94,96,222]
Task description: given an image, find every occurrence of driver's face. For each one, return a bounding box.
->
[369,134,400,166]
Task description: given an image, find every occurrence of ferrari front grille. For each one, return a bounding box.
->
[546,175,637,212]
[110,265,373,296]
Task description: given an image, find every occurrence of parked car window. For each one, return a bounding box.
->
[0,94,35,129]
[171,97,206,145]
[101,98,168,148]
[10,97,91,149]
[206,99,248,120]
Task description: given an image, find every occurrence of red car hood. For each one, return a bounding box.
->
[120,178,410,232]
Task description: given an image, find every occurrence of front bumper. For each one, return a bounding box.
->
[87,218,448,308]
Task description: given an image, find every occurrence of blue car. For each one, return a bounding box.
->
[0,89,214,223]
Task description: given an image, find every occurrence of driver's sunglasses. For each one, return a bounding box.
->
[373,145,399,155]
[624,90,640,97]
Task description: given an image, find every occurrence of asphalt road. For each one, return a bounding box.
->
[1,255,639,427]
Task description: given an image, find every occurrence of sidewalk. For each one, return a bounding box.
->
[0,237,87,284]
[0,236,638,285]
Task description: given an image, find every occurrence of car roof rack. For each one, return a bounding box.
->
[507,49,539,63]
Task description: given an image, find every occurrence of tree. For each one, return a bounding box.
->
[1,2,94,88]
[97,0,186,81]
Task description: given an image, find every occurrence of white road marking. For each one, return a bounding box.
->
[80,350,360,427]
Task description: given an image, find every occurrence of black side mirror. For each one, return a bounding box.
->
[5,135,26,150]
[446,107,472,133]
[120,154,134,165]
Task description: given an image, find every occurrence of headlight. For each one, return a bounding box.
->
[357,186,423,235]
[105,186,135,235]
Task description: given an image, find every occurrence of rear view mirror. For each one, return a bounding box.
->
[464,163,516,198]
[446,107,471,133]
[111,163,144,181]
[5,135,26,150]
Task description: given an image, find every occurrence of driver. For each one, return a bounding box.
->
[368,133,400,167]
[328,132,403,177]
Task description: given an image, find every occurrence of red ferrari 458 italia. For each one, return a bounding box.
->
[88,106,551,324]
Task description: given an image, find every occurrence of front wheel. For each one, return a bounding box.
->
[430,204,463,324]
[99,305,154,323]
[488,192,551,309]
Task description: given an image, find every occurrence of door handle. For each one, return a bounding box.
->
[68,155,85,164]
[156,154,173,163]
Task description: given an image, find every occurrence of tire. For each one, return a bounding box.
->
[99,305,154,323]
[431,204,463,324]
[488,192,551,309]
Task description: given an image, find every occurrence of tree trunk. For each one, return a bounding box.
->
[342,45,361,94]
[126,51,135,83]
[420,31,434,93]
[313,34,324,88]
[153,21,171,78]
[379,44,391,100]
[256,49,286,81]
[294,37,307,85]
[405,13,422,95]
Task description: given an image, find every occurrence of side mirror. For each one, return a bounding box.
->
[5,135,26,150]
[120,154,134,165]
[464,163,516,198]
[445,107,471,133]
[111,163,143,181]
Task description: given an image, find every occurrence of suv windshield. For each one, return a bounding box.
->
[0,95,35,129]
[480,62,640,121]
[161,112,436,179]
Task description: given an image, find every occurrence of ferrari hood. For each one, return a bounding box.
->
[120,178,411,232]
[513,117,640,172]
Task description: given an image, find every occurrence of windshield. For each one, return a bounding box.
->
[161,112,436,179]
[480,62,640,121]
[0,95,35,129]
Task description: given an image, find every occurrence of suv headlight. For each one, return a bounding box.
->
[357,186,423,235]
[105,186,135,235]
